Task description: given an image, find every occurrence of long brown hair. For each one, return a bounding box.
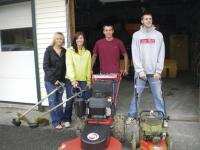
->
[72,32,86,53]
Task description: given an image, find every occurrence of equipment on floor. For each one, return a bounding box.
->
[58,73,124,150]
[27,87,86,128]
[128,74,172,150]
[12,81,65,127]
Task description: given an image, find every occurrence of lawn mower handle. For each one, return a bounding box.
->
[134,74,169,120]
[139,110,165,118]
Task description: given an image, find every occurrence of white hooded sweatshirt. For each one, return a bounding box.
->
[131,25,165,75]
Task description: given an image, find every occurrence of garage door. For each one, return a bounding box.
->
[0,1,37,104]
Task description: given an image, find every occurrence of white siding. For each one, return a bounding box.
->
[35,0,68,105]
[0,2,32,30]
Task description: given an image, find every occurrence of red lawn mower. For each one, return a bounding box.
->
[126,74,172,150]
[58,73,125,150]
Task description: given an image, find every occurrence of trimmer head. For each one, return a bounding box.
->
[28,122,39,128]
[12,118,21,126]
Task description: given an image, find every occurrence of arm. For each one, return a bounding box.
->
[156,36,165,74]
[66,50,75,82]
[92,43,98,69]
[92,53,97,69]
[123,52,129,74]
[118,40,129,74]
[87,52,92,87]
[131,35,144,74]
[43,49,57,83]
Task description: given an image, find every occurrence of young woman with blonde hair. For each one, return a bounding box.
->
[43,32,66,129]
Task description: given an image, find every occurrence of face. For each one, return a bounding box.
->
[54,34,64,47]
[76,35,84,47]
[103,26,114,38]
[142,15,153,28]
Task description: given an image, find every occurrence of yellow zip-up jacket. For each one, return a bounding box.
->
[65,47,91,86]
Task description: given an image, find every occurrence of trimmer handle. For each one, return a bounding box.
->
[71,86,83,97]
[55,81,65,93]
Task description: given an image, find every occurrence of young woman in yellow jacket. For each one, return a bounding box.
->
[63,32,92,128]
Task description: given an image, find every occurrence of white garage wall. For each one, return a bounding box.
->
[35,0,68,105]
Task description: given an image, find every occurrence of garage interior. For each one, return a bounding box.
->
[74,0,199,114]
[73,1,200,148]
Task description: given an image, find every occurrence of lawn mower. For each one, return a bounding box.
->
[126,74,172,150]
[58,73,125,150]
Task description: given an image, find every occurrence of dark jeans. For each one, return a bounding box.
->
[63,79,92,122]
[45,81,64,127]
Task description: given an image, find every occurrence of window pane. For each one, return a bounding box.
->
[1,28,33,51]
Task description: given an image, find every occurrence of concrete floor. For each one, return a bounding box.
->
[118,72,199,120]
[0,72,199,150]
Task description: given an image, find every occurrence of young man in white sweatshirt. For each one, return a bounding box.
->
[127,12,165,124]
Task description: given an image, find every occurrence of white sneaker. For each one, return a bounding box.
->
[126,117,135,125]
[64,122,71,128]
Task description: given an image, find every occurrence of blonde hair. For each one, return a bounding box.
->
[51,32,65,46]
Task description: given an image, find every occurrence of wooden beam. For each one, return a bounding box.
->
[68,0,75,40]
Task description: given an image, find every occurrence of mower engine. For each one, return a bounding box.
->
[74,80,114,119]
[139,111,168,150]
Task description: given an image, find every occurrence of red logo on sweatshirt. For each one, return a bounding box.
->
[140,39,155,44]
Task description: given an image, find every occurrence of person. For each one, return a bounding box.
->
[43,32,66,129]
[92,24,129,75]
[92,24,129,101]
[126,12,165,124]
[63,32,92,128]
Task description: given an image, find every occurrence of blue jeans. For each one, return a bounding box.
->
[63,79,92,122]
[45,81,64,127]
[128,76,165,117]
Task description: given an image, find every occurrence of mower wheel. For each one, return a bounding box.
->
[74,117,85,136]
[166,133,173,150]
[112,113,125,142]
[125,122,139,145]
[131,138,137,150]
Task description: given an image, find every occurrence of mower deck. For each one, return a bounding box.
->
[59,136,122,150]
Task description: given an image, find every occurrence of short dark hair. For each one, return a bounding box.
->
[141,12,153,20]
[72,32,86,53]
[102,24,114,30]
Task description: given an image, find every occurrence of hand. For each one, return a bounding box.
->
[120,70,128,76]
[139,71,147,80]
[54,80,60,86]
[153,72,161,80]
[71,80,78,88]
[87,84,92,89]
[124,69,129,76]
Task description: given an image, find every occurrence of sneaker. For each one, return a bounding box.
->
[55,124,63,129]
[126,117,136,125]
[64,122,71,128]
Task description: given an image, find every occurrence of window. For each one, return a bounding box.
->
[1,28,33,51]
